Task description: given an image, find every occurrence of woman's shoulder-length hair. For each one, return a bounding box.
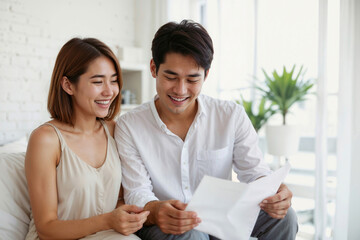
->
[47,38,122,125]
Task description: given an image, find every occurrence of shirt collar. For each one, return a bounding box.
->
[196,94,207,118]
[150,94,207,130]
[150,95,166,130]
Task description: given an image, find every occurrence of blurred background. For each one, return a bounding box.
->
[0,0,359,239]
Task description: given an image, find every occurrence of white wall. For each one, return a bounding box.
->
[0,0,136,145]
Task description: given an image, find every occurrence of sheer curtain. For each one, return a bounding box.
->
[334,0,360,239]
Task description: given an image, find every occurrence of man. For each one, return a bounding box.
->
[115,20,298,240]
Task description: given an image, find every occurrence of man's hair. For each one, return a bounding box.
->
[151,19,214,75]
[47,38,122,125]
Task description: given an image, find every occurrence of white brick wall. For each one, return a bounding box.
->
[0,0,136,145]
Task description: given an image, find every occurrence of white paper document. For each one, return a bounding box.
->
[186,163,291,240]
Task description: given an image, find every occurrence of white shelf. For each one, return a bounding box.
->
[120,61,147,105]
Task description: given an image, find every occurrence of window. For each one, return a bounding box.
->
[202,0,340,238]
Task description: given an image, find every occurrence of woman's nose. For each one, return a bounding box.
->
[102,82,114,96]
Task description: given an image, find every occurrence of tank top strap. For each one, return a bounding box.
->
[100,120,111,138]
[42,122,66,150]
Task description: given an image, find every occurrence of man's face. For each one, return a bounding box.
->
[151,53,207,117]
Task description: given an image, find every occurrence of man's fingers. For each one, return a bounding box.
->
[262,207,288,216]
[154,200,201,235]
[170,200,188,210]
[263,184,293,204]
[167,204,197,220]
[260,199,291,210]
[165,215,200,226]
[263,191,286,203]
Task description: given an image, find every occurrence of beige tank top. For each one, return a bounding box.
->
[26,121,122,239]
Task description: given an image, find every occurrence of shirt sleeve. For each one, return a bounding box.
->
[232,105,272,183]
[114,117,159,207]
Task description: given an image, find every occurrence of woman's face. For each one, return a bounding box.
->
[70,56,119,119]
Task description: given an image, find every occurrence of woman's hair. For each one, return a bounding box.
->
[151,19,214,75]
[47,38,122,124]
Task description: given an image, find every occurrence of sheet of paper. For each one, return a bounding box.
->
[186,163,291,240]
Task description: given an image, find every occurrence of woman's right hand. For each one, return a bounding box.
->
[109,205,149,236]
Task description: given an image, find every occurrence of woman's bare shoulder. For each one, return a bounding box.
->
[29,122,59,144]
[26,122,61,163]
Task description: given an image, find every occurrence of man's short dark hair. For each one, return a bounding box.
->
[151,19,214,75]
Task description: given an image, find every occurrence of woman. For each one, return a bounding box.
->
[25,38,148,239]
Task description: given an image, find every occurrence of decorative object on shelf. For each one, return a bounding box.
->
[121,90,137,105]
[257,65,314,167]
[119,61,147,106]
[237,96,276,133]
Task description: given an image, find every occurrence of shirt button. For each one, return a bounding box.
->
[185,186,188,189]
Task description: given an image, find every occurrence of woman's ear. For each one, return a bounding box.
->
[61,77,74,95]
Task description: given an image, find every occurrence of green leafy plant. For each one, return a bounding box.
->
[237,96,276,132]
[257,65,314,125]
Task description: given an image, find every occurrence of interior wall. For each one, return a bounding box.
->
[0,0,136,145]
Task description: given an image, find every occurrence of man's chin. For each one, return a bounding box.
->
[169,107,186,115]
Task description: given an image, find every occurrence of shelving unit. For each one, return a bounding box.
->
[120,61,147,112]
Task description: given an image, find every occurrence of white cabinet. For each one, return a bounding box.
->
[120,61,147,112]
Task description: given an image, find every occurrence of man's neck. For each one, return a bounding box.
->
[155,99,198,141]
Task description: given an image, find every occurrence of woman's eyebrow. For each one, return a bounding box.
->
[90,73,117,79]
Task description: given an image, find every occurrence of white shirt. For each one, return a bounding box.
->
[115,94,271,207]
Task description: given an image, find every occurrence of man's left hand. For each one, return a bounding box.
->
[259,183,292,219]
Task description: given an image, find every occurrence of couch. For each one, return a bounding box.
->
[0,138,30,239]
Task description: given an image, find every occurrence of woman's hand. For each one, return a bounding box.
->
[109,205,150,236]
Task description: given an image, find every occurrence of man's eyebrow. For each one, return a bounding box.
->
[187,73,201,77]
[163,70,201,77]
[90,73,117,79]
[163,70,178,75]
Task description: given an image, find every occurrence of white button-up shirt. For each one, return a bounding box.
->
[115,94,271,207]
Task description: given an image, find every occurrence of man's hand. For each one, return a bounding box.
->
[260,183,292,219]
[144,200,201,235]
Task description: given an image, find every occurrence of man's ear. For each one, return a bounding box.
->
[150,59,157,78]
[204,69,210,82]
[61,77,74,95]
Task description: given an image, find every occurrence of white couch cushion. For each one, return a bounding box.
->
[0,137,28,154]
[0,152,30,239]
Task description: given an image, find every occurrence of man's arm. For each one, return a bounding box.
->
[232,105,272,183]
[115,117,201,234]
[115,118,158,207]
[231,105,293,218]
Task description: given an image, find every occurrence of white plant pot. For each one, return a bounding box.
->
[265,125,300,157]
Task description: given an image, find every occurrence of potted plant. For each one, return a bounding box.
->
[237,96,275,132]
[257,65,314,158]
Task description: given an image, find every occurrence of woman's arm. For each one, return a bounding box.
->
[25,125,148,239]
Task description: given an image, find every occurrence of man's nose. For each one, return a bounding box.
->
[174,79,187,95]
